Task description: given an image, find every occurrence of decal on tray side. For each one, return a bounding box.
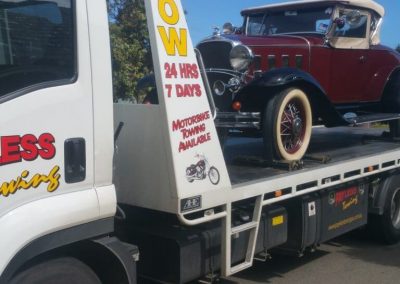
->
[172,111,212,153]
[342,196,358,210]
[329,187,360,211]
[272,215,284,226]
[328,214,363,231]
[146,0,230,193]
[185,154,220,185]
[157,0,187,57]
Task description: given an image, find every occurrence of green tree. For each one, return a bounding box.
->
[107,0,153,102]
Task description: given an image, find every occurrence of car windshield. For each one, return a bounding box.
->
[246,6,334,36]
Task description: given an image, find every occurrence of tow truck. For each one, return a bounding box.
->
[1,0,400,283]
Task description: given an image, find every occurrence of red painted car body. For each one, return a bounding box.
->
[236,34,400,104]
[197,0,400,127]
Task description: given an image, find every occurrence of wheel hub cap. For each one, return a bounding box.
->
[280,100,306,154]
[292,118,303,138]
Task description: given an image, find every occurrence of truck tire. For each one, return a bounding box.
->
[263,88,312,161]
[379,185,400,244]
[10,257,101,284]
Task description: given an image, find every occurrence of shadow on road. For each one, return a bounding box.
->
[325,229,400,269]
[221,250,330,284]
[222,228,400,284]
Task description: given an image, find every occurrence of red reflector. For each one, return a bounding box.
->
[232,101,242,111]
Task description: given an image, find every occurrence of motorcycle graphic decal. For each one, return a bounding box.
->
[185,154,220,185]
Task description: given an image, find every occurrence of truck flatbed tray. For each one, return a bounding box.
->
[224,127,399,185]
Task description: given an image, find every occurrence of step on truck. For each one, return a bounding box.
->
[1,0,400,283]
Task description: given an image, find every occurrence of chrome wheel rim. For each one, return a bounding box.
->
[280,98,306,154]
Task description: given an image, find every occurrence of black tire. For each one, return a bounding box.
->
[208,166,220,185]
[378,185,400,244]
[10,257,101,284]
[263,88,312,161]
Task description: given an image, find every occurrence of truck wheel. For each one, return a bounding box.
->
[380,185,400,244]
[10,257,101,284]
[263,88,312,161]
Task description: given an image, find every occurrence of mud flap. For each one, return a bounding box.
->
[94,237,139,284]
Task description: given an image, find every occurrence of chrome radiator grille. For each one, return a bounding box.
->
[197,40,233,70]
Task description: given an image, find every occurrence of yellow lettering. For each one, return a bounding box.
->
[158,26,187,56]
[0,166,61,198]
[328,214,363,231]
[0,180,18,197]
[158,0,179,25]
[47,166,61,192]
[342,196,358,211]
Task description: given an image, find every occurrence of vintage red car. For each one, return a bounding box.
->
[197,0,400,161]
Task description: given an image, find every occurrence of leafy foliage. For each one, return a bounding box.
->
[107,0,153,102]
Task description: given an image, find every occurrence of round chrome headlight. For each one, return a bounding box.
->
[229,45,254,71]
[213,80,226,96]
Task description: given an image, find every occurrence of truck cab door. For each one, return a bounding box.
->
[328,8,371,104]
[0,0,96,241]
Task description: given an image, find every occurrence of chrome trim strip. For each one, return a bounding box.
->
[217,112,261,119]
[215,112,261,129]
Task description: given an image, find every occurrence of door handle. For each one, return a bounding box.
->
[64,138,86,183]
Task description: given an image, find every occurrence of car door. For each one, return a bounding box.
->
[328,8,371,104]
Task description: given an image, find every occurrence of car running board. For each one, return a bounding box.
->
[344,113,400,126]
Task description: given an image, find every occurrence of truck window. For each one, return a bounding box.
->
[108,0,154,104]
[0,0,74,99]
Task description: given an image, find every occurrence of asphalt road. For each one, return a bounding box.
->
[223,230,400,284]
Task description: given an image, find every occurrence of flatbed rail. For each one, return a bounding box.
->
[179,127,399,218]
[178,127,400,276]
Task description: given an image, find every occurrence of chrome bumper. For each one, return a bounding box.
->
[215,112,261,129]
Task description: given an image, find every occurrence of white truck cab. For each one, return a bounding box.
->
[1,0,400,283]
[0,1,120,283]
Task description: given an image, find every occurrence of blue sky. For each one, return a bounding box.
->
[181,0,400,48]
